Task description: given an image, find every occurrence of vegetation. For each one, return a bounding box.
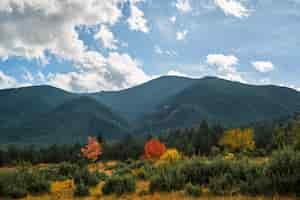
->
[1,115,300,199]
[102,174,136,195]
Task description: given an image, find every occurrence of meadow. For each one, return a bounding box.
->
[0,121,300,199]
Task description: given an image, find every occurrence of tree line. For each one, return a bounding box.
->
[1,115,300,166]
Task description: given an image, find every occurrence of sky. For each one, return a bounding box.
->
[0,0,299,93]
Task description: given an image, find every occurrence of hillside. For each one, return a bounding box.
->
[91,76,197,121]
[139,77,300,130]
[0,92,130,144]
[1,76,300,144]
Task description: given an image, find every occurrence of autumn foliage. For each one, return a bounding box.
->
[81,136,102,161]
[143,139,166,160]
[219,128,255,152]
[160,148,181,163]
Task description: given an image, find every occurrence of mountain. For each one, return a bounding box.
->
[0,86,75,129]
[90,76,197,121]
[0,88,130,144]
[139,77,300,131]
[1,76,300,145]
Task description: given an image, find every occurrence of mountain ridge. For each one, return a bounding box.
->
[1,76,300,144]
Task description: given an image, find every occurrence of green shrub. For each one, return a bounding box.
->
[208,174,239,195]
[179,160,209,185]
[57,162,78,179]
[73,168,100,187]
[97,171,109,181]
[135,163,157,180]
[149,165,185,192]
[0,169,50,198]
[185,183,202,197]
[74,183,90,197]
[3,185,28,199]
[239,177,273,196]
[113,166,132,176]
[102,174,136,195]
[38,168,61,181]
[26,172,50,195]
[265,148,300,194]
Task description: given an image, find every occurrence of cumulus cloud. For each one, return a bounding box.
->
[252,61,275,73]
[94,25,118,50]
[166,70,189,77]
[206,54,245,82]
[0,70,18,89]
[214,0,251,18]
[49,52,150,92]
[175,0,192,13]
[154,45,177,56]
[127,0,149,33]
[176,30,188,40]
[0,0,150,92]
[22,69,34,82]
[169,16,177,24]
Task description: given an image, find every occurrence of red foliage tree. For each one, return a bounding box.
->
[81,136,102,161]
[143,139,166,160]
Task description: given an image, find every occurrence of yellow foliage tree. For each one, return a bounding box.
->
[219,128,255,152]
[159,148,181,163]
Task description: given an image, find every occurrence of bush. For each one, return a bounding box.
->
[74,183,90,197]
[0,172,27,198]
[26,173,50,195]
[180,160,209,185]
[149,165,185,192]
[73,168,100,187]
[102,174,136,195]
[185,183,202,197]
[265,148,300,194]
[97,171,109,181]
[240,177,273,196]
[57,162,78,179]
[135,163,157,180]
[208,174,238,195]
[0,169,50,198]
[3,185,28,199]
[113,166,131,176]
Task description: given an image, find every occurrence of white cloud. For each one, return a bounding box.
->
[166,70,188,77]
[175,0,192,13]
[22,70,34,82]
[127,0,149,33]
[176,30,188,40]
[0,0,126,60]
[154,45,163,55]
[214,0,251,18]
[0,70,18,89]
[37,71,46,82]
[94,25,118,50]
[0,0,151,92]
[206,54,245,82]
[154,45,177,56]
[169,16,177,24]
[49,52,150,92]
[252,61,275,73]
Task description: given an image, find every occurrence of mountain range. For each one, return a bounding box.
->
[1,76,300,145]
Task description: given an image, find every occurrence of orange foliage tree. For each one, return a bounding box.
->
[143,138,166,160]
[81,136,102,161]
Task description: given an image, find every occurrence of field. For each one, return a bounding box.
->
[0,155,298,200]
[1,135,300,200]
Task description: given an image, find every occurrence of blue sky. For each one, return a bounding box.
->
[0,0,299,92]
